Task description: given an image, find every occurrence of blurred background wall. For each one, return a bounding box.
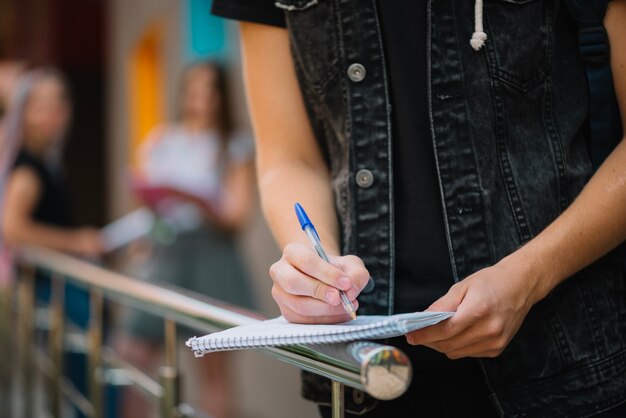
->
[1,0,319,416]
[0,0,107,226]
[109,2,317,416]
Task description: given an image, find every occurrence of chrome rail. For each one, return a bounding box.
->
[3,246,412,418]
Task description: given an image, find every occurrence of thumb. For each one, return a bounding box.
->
[328,255,370,291]
[426,282,467,313]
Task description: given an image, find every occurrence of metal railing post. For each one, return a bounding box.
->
[16,247,414,416]
[159,318,179,418]
[17,265,35,418]
[0,279,14,416]
[88,288,104,418]
[48,275,65,418]
[331,380,345,418]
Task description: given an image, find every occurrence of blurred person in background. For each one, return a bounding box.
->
[119,61,256,418]
[0,68,104,257]
[0,68,105,416]
[0,60,26,283]
[0,61,26,139]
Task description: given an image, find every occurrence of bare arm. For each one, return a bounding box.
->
[514,0,626,299]
[407,0,626,358]
[217,160,255,230]
[240,22,369,323]
[240,22,338,251]
[2,167,103,257]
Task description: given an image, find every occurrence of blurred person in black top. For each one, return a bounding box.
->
[0,68,104,326]
[0,68,104,418]
[0,61,26,282]
[0,68,103,257]
[0,62,27,145]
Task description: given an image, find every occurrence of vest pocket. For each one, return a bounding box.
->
[483,0,550,92]
[277,0,342,92]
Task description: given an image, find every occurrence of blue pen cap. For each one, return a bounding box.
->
[294,203,322,241]
[295,203,313,231]
[296,204,373,292]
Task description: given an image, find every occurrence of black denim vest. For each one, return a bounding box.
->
[277,0,626,415]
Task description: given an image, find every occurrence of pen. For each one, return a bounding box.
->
[294,203,358,320]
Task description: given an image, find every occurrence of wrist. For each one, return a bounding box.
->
[68,229,87,253]
[499,243,558,306]
[65,231,81,253]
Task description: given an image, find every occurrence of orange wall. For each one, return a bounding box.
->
[128,25,164,165]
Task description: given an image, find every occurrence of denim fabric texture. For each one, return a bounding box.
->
[275,0,626,416]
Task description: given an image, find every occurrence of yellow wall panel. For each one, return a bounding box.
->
[128,25,164,165]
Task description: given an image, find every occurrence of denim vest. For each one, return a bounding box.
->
[276,0,626,415]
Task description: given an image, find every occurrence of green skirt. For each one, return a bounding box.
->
[124,222,256,341]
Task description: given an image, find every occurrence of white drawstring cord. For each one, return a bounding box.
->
[470,0,487,51]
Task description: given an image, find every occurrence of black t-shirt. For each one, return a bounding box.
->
[12,149,72,227]
[213,0,454,313]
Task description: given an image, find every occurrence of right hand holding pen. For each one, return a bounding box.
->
[270,243,370,324]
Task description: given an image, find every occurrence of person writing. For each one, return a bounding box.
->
[213,0,626,416]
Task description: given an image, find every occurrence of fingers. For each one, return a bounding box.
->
[270,260,342,305]
[407,279,512,358]
[406,283,471,346]
[405,316,469,346]
[278,302,355,324]
[74,229,106,257]
[426,281,467,312]
[419,321,505,357]
[406,307,480,346]
[329,254,371,299]
[272,284,359,317]
[270,243,370,324]
[434,322,509,359]
[283,244,352,291]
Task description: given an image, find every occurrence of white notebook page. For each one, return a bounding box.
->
[186,311,453,356]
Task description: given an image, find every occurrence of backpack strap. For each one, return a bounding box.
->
[563,0,622,168]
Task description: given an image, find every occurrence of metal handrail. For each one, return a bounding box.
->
[11,246,413,418]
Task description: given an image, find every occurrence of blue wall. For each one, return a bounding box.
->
[184,0,227,62]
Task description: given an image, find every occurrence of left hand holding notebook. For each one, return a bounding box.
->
[406,259,535,359]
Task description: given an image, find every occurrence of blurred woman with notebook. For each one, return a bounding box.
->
[119,61,256,418]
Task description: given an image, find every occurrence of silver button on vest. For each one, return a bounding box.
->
[347,63,366,82]
[356,169,374,188]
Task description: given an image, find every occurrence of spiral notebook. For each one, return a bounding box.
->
[185,311,453,357]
